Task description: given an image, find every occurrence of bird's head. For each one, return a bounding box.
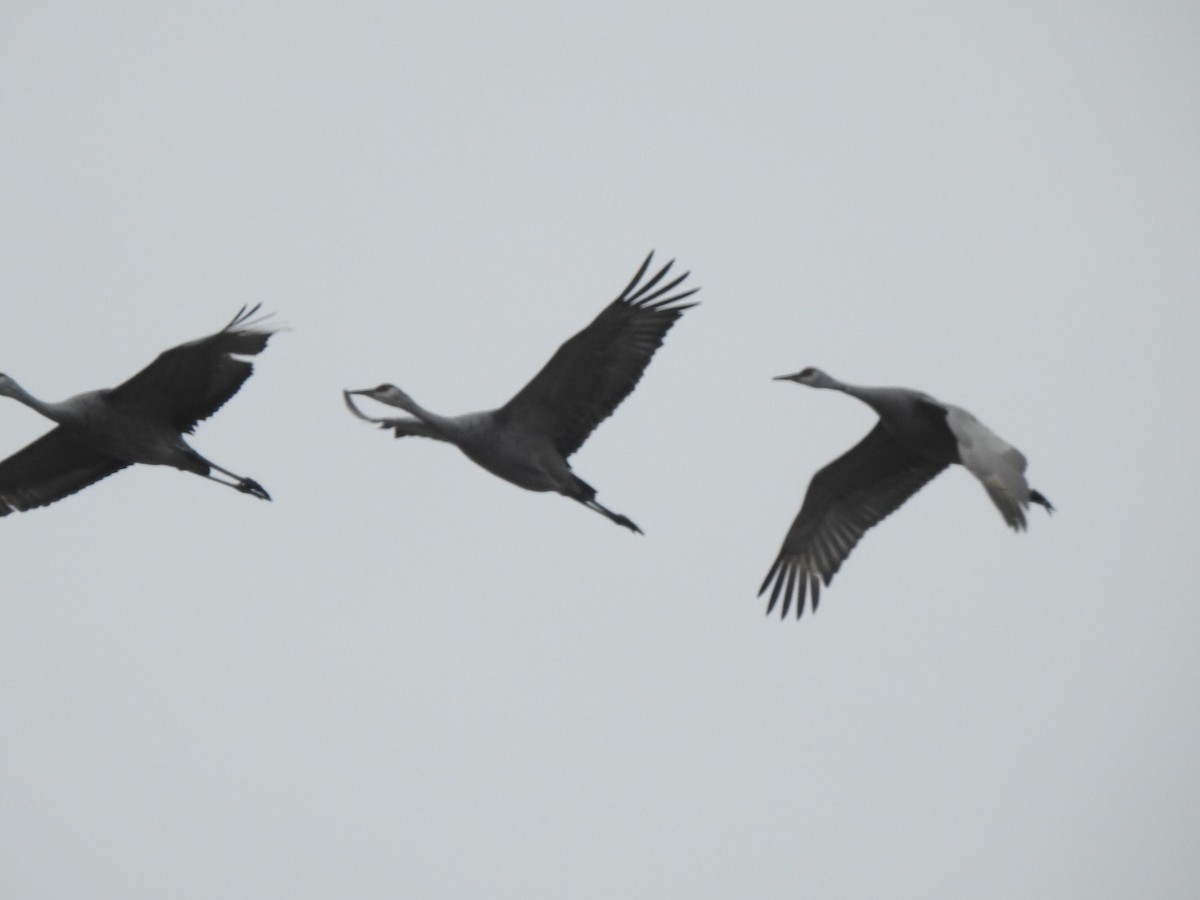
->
[344,383,416,417]
[773,367,834,389]
[0,373,21,398]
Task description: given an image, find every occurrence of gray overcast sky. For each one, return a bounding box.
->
[1,2,1197,897]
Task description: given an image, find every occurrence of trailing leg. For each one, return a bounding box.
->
[563,474,641,534]
[189,454,271,501]
[577,496,642,534]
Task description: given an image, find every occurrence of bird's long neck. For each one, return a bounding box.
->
[2,381,71,425]
[397,398,468,442]
[824,378,910,420]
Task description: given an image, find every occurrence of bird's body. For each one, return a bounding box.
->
[0,306,277,516]
[455,419,577,494]
[32,390,189,468]
[760,367,1052,618]
[345,252,698,533]
[362,402,572,493]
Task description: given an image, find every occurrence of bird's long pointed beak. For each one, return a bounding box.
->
[343,389,376,420]
[773,372,802,382]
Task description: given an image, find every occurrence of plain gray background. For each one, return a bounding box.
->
[2,1,1197,897]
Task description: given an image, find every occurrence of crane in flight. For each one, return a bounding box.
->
[0,305,277,516]
[345,252,697,533]
[760,367,1052,618]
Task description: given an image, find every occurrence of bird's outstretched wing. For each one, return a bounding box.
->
[0,426,130,516]
[495,253,697,459]
[107,305,278,434]
[759,423,947,619]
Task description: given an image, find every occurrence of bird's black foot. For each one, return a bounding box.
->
[1030,489,1053,513]
[238,478,271,501]
[579,496,643,534]
[614,514,643,535]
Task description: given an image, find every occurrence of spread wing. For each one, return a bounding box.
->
[0,426,130,516]
[759,422,947,619]
[107,305,278,434]
[494,253,697,459]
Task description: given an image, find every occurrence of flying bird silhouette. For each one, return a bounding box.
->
[0,305,277,516]
[345,252,697,533]
[760,367,1052,618]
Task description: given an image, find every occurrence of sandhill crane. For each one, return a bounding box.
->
[344,252,697,533]
[759,367,1052,618]
[0,305,277,516]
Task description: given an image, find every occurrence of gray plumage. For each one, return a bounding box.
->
[344,252,697,533]
[0,305,277,516]
[760,367,1053,618]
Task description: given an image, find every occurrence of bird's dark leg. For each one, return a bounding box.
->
[235,477,271,501]
[567,476,641,534]
[579,498,643,534]
[1030,489,1054,514]
[203,461,272,501]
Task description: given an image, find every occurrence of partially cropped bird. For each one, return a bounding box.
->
[344,252,697,533]
[0,305,277,516]
[760,367,1052,618]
